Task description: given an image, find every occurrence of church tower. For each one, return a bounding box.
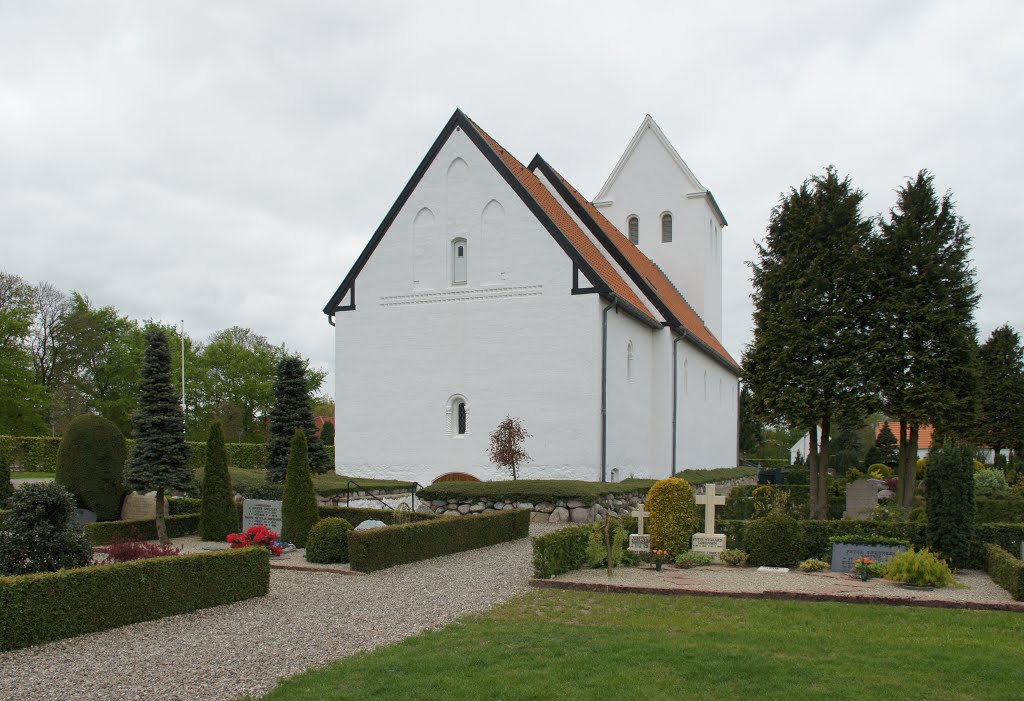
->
[593,116,726,338]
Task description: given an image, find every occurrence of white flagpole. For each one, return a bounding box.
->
[180,320,186,415]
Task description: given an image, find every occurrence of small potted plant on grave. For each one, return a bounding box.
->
[651,549,669,572]
[852,556,883,581]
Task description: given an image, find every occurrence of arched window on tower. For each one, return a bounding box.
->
[627,342,635,384]
[447,395,468,437]
[627,216,639,245]
[452,238,467,285]
[661,213,673,243]
[457,400,467,434]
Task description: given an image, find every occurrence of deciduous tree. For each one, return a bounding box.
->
[488,416,532,481]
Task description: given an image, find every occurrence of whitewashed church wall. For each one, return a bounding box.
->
[603,308,656,481]
[674,340,739,471]
[334,128,602,485]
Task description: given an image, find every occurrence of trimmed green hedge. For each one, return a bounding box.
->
[348,509,530,573]
[84,514,200,546]
[984,543,1024,601]
[0,547,269,651]
[417,468,756,505]
[0,434,336,473]
[168,497,203,515]
[317,505,437,527]
[532,524,591,579]
[975,495,1024,524]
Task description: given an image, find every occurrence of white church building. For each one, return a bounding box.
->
[323,110,739,485]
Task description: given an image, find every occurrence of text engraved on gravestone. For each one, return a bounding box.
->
[830,543,908,572]
[242,499,283,533]
[628,534,651,553]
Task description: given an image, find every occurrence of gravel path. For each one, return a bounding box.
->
[0,528,555,701]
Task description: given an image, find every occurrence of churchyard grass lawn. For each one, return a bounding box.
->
[193,466,414,496]
[248,590,1024,701]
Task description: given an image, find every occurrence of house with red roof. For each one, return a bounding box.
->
[323,110,738,485]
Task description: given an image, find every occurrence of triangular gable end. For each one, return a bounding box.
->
[594,114,727,228]
[324,110,659,328]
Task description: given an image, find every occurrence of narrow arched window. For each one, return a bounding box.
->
[661,213,673,243]
[452,238,467,285]
[457,401,467,434]
[627,216,639,245]
[627,341,635,384]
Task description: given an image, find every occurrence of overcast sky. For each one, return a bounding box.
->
[3,1,1022,398]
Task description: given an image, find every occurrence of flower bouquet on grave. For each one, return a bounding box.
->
[227,525,284,556]
[651,549,669,572]
[852,556,883,581]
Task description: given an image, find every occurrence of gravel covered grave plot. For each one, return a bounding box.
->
[541,564,1023,610]
[0,527,554,701]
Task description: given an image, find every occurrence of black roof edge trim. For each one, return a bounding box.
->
[611,294,663,329]
[676,326,739,374]
[322,108,466,315]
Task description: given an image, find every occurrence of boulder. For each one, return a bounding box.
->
[457,504,471,514]
[531,511,550,523]
[354,519,387,531]
[501,503,514,510]
[469,503,485,513]
[416,503,433,514]
[566,499,586,509]
[569,507,592,523]
[494,501,505,510]
[120,491,169,521]
[431,500,447,507]
[536,502,555,513]
[482,508,497,514]
[549,506,570,523]
[516,502,534,511]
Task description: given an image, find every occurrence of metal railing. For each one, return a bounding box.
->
[343,480,426,512]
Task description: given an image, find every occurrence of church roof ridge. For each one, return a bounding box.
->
[530,154,738,372]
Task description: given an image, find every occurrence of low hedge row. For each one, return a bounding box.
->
[84,514,200,545]
[348,509,530,573]
[0,434,335,473]
[532,524,591,579]
[0,547,269,651]
[317,505,437,527]
[984,543,1024,601]
[717,519,1024,570]
[417,467,756,505]
[168,497,203,515]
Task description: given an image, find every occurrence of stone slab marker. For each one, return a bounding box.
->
[242,499,283,533]
[692,483,727,561]
[844,479,879,521]
[121,491,169,521]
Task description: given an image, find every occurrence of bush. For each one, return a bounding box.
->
[975,469,1010,496]
[720,483,844,521]
[984,543,1024,601]
[305,518,354,564]
[799,559,830,572]
[281,429,319,548]
[0,436,61,473]
[866,464,894,479]
[584,521,630,569]
[883,548,956,588]
[200,422,237,542]
[0,547,269,652]
[917,457,928,480]
[0,449,12,506]
[54,414,127,522]
[241,482,285,501]
[319,421,335,446]
[98,536,181,563]
[349,509,530,573]
[720,548,748,566]
[533,524,591,579]
[0,483,93,576]
[975,494,1024,524]
[84,514,200,546]
[925,444,976,568]
[647,478,699,557]
[168,497,203,515]
[675,551,713,568]
[743,510,802,566]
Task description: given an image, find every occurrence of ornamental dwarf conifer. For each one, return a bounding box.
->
[266,356,329,482]
[124,328,192,544]
[319,421,335,446]
[646,477,699,558]
[55,413,127,521]
[199,421,238,541]
[281,429,320,548]
[925,443,976,568]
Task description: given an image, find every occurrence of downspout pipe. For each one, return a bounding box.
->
[671,332,684,475]
[601,296,618,482]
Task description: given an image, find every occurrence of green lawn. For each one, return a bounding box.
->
[10,472,55,480]
[249,590,1024,701]
[193,466,414,497]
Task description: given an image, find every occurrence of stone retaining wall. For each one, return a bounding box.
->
[417,475,756,524]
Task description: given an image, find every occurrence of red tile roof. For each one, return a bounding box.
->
[464,119,660,326]
[537,160,738,369]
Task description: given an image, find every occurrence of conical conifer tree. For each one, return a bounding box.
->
[875,421,899,467]
[124,328,192,544]
[199,421,237,541]
[976,325,1024,460]
[266,356,328,482]
[281,428,319,548]
[319,421,335,447]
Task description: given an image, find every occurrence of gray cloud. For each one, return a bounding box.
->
[2,1,1021,396]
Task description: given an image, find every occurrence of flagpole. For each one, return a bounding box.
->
[180,320,186,416]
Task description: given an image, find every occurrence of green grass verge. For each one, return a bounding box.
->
[192,466,414,497]
[9,472,55,480]
[416,467,756,505]
[250,590,1024,701]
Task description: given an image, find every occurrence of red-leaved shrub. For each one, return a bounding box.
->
[99,535,182,564]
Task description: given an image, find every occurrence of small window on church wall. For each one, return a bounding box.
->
[457,401,467,434]
[661,213,673,243]
[627,216,639,244]
[452,238,467,285]
[627,342,635,384]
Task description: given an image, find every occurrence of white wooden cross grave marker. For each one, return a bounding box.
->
[628,505,651,553]
[691,483,727,560]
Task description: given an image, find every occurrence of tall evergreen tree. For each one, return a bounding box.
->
[871,170,979,507]
[737,384,764,457]
[744,168,877,518]
[281,428,319,548]
[875,421,899,466]
[199,421,237,541]
[319,420,335,447]
[124,328,192,544]
[976,324,1024,461]
[266,356,329,482]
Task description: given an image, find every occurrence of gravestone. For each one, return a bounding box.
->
[627,505,651,553]
[242,499,283,533]
[354,519,387,531]
[121,491,169,521]
[831,542,908,573]
[844,479,879,520]
[73,508,97,527]
[691,483,727,561]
